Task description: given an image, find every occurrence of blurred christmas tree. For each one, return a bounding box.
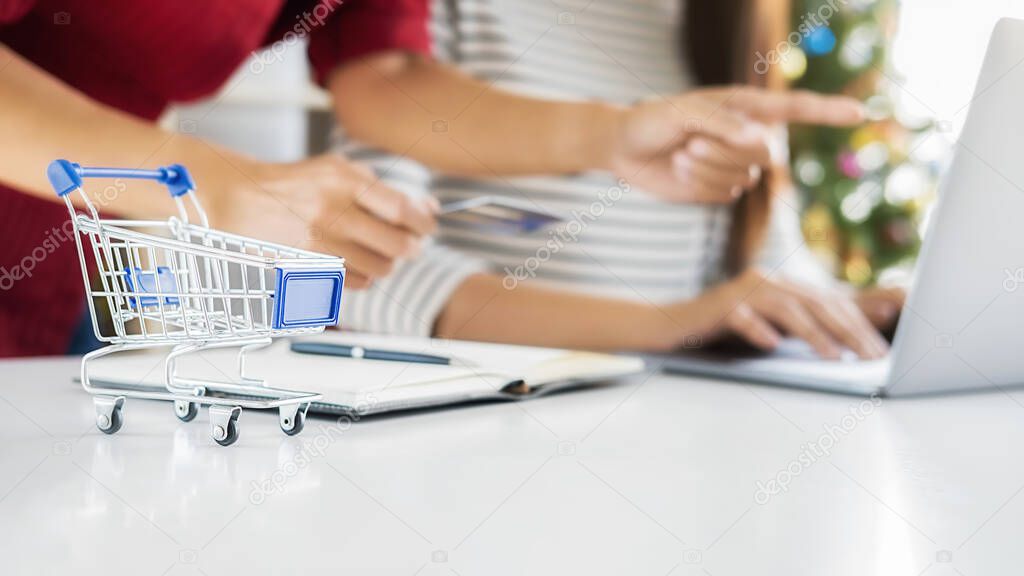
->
[785,0,941,285]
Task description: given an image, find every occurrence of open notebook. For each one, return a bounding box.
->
[85,332,647,415]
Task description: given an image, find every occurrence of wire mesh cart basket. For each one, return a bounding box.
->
[47,159,346,446]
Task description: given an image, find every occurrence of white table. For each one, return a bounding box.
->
[2,356,1023,576]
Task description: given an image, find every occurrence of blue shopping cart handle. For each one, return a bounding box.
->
[47,159,196,198]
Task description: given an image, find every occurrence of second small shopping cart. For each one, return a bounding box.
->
[47,159,346,446]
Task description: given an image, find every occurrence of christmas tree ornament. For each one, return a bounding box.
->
[795,153,827,186]
[805,26,838,56]
[837,151,863,179]
[781,46,808,80]
[839,23,881,70]
[884,164,929,204]
[855,141,890,173]
[864,94,893,121]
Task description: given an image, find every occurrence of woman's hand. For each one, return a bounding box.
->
[658,270,890,359]
[669,135,766,202]
[608,87,865,203]
[213,154,438,289]
[855,286,905,331]
[609,91,769,203]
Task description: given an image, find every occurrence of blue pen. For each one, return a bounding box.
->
[290,341,451,365]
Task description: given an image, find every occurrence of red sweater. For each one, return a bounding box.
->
[0,0,430,356]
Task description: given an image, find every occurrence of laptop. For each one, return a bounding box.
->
[663,17,1024,397]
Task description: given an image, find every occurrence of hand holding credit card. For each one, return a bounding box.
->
[440,196,563,233]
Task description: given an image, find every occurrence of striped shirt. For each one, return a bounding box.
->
[336,0,828,337]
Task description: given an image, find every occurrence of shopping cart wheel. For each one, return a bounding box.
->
[279,403,307,436]
[94,396,126,435]
[174,400,198,422]
[210,405,241,447]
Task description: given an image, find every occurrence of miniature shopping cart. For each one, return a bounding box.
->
[47,160,346,446]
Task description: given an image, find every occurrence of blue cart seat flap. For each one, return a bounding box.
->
[47,159,82,197]
[123,266,181,308]
[271,268,344,329]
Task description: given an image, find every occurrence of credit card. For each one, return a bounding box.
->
[439,196,563,233]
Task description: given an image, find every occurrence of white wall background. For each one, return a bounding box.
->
[165,40,326,162]
[893,0,1024,135]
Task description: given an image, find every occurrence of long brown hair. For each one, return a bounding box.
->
[684,0,791,274]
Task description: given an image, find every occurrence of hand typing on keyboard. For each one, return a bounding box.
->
[660,269,895,360]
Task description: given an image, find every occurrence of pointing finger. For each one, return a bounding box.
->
[725,88,866,127]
